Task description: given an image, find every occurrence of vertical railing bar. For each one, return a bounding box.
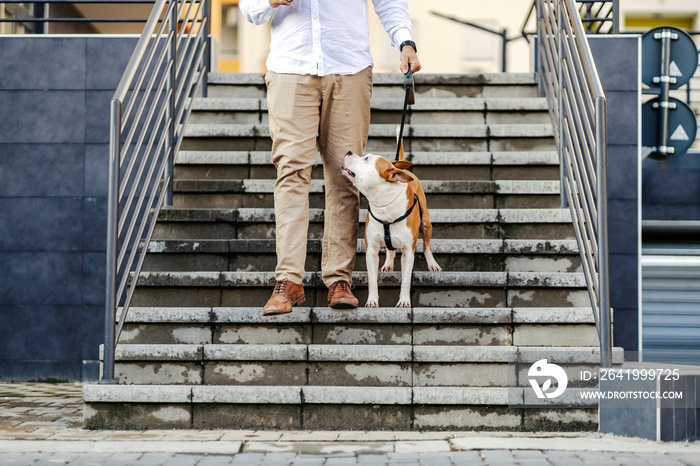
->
[596,95,612,368]
[165,0,177,208]
[203,0,210,97]
[101,99,122,385]
[557,0,567,208]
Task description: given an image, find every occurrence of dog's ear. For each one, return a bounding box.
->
[393,160,413,170]
[380,167,415,183]
[377,157,415,183]
[388,169,414,183]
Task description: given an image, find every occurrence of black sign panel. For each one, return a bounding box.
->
[642,26,698,90]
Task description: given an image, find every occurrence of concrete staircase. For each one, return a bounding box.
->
[83,73,622,431]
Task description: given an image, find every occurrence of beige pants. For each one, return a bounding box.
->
[265,67,373,287]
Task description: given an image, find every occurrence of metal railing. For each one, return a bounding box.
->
[0,1,159,34]
[536,0,612,367]
[101,0,209,383]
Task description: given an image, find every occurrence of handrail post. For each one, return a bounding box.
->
[500,28,508,73]
[101,99,121,385]
[202,0,211,97]
[557,0,567,208]
[165,0,177,208]
[612,0,620,34]
[596,96,612,368]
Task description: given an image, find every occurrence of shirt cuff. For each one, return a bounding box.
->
[259,3,278,22]
[394,28,414,51]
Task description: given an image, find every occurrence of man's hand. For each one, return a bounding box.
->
[400,46,421,74]
[269,0,293,7]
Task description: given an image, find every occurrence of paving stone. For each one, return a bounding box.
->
[195,454,235,466]
[323,457,358,466]
[230,453,265,464]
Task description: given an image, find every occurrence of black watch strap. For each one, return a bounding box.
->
[400,40,417,53]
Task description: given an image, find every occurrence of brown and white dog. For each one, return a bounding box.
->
[342,149,441,308]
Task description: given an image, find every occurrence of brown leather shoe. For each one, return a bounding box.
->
[263,279,305,316]
[328,280,359,309]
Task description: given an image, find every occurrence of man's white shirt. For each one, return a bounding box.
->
[240,0,413,76]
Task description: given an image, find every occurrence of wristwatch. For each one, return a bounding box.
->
[399,40,417,53]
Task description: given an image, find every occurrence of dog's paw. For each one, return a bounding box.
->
[365,300,379,308]
[379,264,394,272]
[395,300,411,308]
[428,263,443,272]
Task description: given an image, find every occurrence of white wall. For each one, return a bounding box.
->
[369,0,536,74]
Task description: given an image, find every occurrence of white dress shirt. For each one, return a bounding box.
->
[240,0,413,76]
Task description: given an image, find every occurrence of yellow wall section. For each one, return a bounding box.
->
[212,0,240,72]
[625,16,695,31]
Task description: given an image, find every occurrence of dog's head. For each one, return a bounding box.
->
[342,152,414,197]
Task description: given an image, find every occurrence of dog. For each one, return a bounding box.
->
[342,149,442,308]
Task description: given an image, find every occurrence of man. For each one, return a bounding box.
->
[240,0,421,315]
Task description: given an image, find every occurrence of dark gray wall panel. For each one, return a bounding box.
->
[0,198,84,251]
[0,144,85,197]
[0,37,138,381]
[0,38,87,90]
[0,91,86,144]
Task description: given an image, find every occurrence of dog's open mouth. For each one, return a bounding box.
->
[342,166,356,177]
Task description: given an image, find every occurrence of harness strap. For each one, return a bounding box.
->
[368,193,423,251]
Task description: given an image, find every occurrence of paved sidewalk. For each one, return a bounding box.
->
[1,384,700,465]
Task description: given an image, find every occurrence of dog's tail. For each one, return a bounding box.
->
[396,125,405,162]
[393,125,413,170]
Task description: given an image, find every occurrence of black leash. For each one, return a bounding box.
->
[368,193,423,251]
[395,67,415,162]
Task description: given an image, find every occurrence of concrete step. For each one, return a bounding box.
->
[171,179,561,210]
[152,207,576,242]
[206,72,539,99]
[189,97,550,125]
[173,151,561,181]
[129,271,591,309]
[83,383,600,430]
[117,306,597,347]
[142,238,582,273]
[107,341,614,388]
[180,123,555,153]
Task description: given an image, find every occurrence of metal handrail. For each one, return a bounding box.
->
[101,0,210,383]
[536,0,612,367]
[0,0,159,32]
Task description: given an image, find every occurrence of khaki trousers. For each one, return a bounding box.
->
[265,67,373,287]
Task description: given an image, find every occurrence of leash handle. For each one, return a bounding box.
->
[395,65,413,162]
